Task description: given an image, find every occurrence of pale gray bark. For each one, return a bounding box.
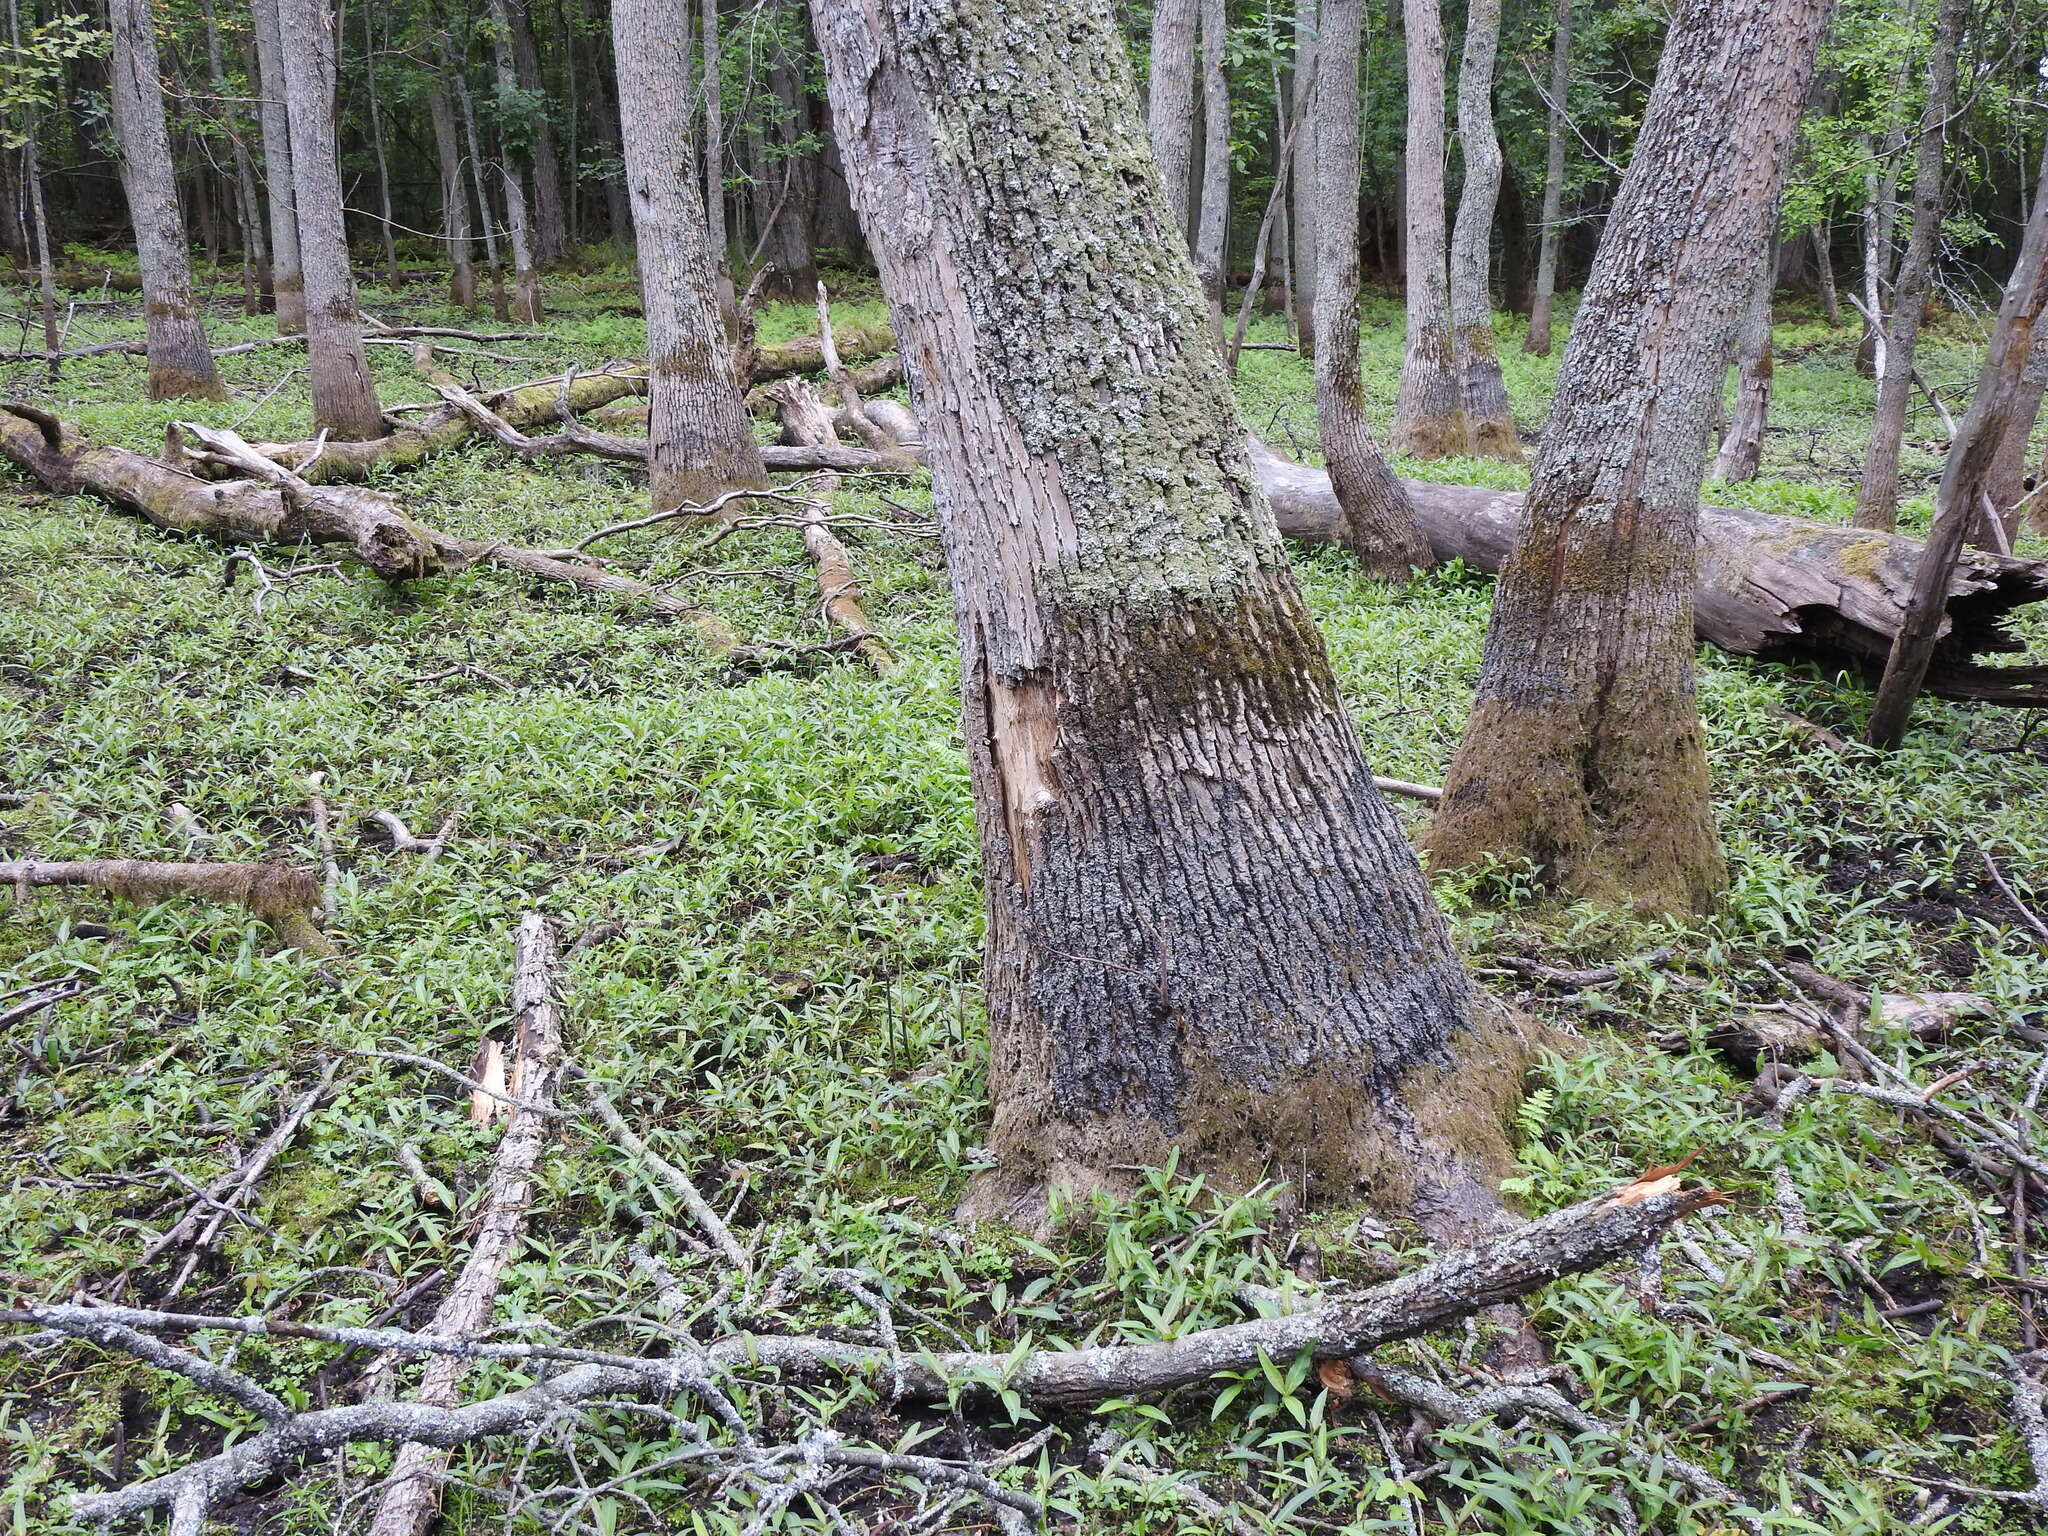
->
[362,2,400,286]
[811,0,1524,1236]
[1195,0,1230,320]
[1429,0,1830,916]
[276,0,383,437]
[427,74,476,310]
[1290,0,1318,355]
[1448,0,1517,457]
[703,0,727,266]
[609,0,767,509]
[198,0,266,314]
[1313,0,1430,576]
[1523,0,1569,357]
[486,0,546,319]
[107,0,224,401]
[1392,0,1461,457]
[249,0,303,333]
[1148,0,1198,238]
[1712,254,1776,483]
[1853,0,1965,532]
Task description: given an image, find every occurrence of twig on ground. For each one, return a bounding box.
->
[576,1070,752,1274]
[305,773,340,921]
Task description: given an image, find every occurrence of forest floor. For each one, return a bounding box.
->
[2,254,2047,1535]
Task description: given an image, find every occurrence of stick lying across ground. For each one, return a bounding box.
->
[20,1171,1716,1530]
[0,858,332,955]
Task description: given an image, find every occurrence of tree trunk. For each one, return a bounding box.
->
[428,78,476,310]
[1447,0,1518,458]
[1852,0,1964,532]
[1290,0,1318,356]
[362,2,401,287]
[507,0,569,264]
[1313,0,1431,577]
[199,0,268,315]
[454,59,506,307]
[1426,0,1829,917]
[702,0,728,270]
[1392,0,1461,458]
[1986,334,2045,519]
[609,0,768,510]
[1712,254,1775,483]
[485,0,545,320]
[1867,141,2048,746]
[106,0,224,401]
[1194,0,1229,324]
[762,49,818,296]
[250,0,304,333]
[1148,0,1198,240]
[276,0,384,438]
[811,0,1529,1238]
[1811,218,1842,326]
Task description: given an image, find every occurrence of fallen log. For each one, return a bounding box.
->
[748,321,895,383]
[0,858,331,955]
[1249,440,2048,706]
[0,407,736,649]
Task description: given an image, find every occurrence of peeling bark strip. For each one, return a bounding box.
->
[49,1181,1707,1528]
[812,0,1528,1235]
[1426,0,1832,917]
[0,859,330,955]
[1251,441,2048,703]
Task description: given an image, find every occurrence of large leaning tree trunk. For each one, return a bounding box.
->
[1852,0,1965,533]
[609,0,767,509]
[1712,252,1776,483]
[1392,0,1462,458]
[250,0,303,332]
[812,0,1532,1239]
[1312,0,1430,577]
[1522,0,1570,357]
[1447,0,1518,458]
[276,0,383,439]
[1426,0,1829,918]
[107,0,224,401]
[1148,0,1199,240]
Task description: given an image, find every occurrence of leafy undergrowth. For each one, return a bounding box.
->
[1,257,2046,1534]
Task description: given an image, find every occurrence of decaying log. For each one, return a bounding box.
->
[34,1172,1712,1529]
[0,408,736,650]
[1249,440,2048,705]
[0,858,332,955]
[802,499,896,672]
[748,320,895,383]
[367,915,565,1536]
[424,374,649,465]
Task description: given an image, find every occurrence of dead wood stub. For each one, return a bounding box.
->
[0,858,332,955]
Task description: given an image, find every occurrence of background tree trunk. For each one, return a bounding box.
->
[812,0,1527,1239]
[1194,0,1229,326]
[1448,0,1518,457]
[1148,0,1198,240]
[610,0,768,510]
[1986,331,2045,517]
[106,0,224,401]
[361,3,400,287]
[1852,0,1965,532]
[1290,0,1319,356]
[428,78,477,311]
[508,0,569,264]
[199,0,267,314]
[1392,0,1462,458]
[1712,253,1776,483]
[1314,0,1431,577]
[250,0,304,333]
[761,47,818,296]
[702,0,728,271]
[277,0,383,438]
[1426,0,1829,917]
[486,0,545,320]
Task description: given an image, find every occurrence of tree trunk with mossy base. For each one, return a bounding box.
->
[609,0,767,510]
[277,0,383,438]
[1448,0,1518,459]
[107,0,224,402]
[812,0,1533,1239]
[1313,0,1431,577]
[1392,0,1462,459]
[1426,0,1829,918]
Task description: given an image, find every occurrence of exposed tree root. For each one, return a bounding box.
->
[0,857,332,955]
[15,1175,1712,1530]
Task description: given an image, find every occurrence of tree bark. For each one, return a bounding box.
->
[1812,219,1842,327]
[106,0,225,401]
[1852,0,1965,532]
[249,0,304,333]
[1712,254,1775,483]
[702,0,728,271]
[1867,141,2048,746]
[1448,0,1518,457]
[609,0,768,509]
[428,77,477,310]
[1194,0,1229,323]
[1391,0,1461,457]
[276,0,383,438]
[199,0,267,315]
[1313,0,1431,577]
[507,0,569,264]
[811,0,1529,1238]
[1148,0,1199,241]
[1426,0,1829,917]
[1290,0,1319,356]
[1986,334,2045,519]
[485,0,545,320]
[361,2,401,287]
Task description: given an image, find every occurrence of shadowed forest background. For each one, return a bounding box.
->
[4,0,2048,1533]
